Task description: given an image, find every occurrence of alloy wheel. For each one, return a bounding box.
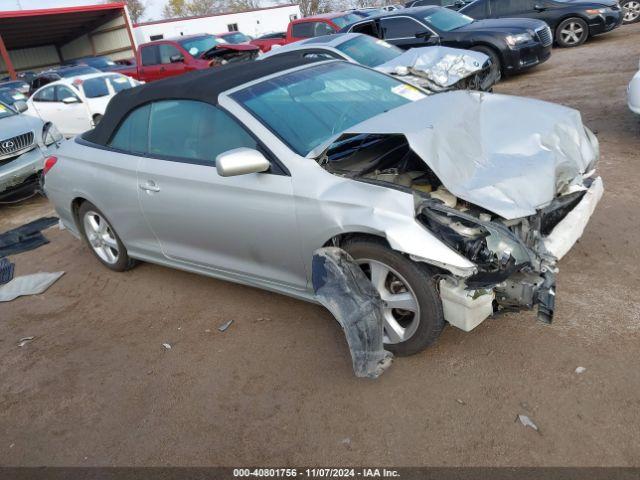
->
[83,210,120,265]
[560,22,585,45]
[356,259,421,345]
[624,1,640,22]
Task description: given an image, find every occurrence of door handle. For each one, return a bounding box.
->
[139,181,160,192]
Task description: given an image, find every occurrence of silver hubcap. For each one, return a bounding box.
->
[624,1,640,21]
[83,211,120,264]
[560,22,585,45]
[356,259,420,345]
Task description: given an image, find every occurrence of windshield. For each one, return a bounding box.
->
[232,62,425,156]
[221,32,250,44]
[0,101,16,119]
[423,8,473,31]
[0,88,26,105]
[87,57,117,68]
[332,13,364,28]
[60,66,100,77]
[336,35,402,67]
[82,77,110,98]
[107,74,134,93]
[178,35,224,56]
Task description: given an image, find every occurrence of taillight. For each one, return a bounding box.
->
[43,156,58,175]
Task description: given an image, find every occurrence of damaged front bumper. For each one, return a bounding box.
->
[0,146,46,200]
[420,176,603,329]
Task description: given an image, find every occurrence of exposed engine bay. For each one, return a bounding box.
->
[203,47,259,67]
[317,132,598,324]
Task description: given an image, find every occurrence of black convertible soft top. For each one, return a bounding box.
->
[83,56,322,146]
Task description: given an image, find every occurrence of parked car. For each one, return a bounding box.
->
[117,34,259,83]
[63,55,122,72]
[0,87,28,109]
[43,58,602,363]
[340,6,552,76]
[0,99,61,202]
[0,79,30,95]
[459,0,623,47]
[26,73,139,138]
[405,0,473,9]
[250,32,287,52]
[628,58,640,114]
[261,33,499,92]
[621,0,640,23]
[28,66,101,96]
[216,31,253,44]
[285,12,365,42]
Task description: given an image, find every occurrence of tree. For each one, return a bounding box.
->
[162,0,189,17]
[162,0,227,17]
[125,0,146,23]
[224,0,260,12]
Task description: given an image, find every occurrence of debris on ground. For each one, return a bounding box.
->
[0,217,59,257]
[0,271,65,302]
[162,343,172,350]
[456,398,466,405]
[575,366,587,374]
[17,336,34,347]
[516,414,539,432]
[0,257,15,285]
[218,320,234,332]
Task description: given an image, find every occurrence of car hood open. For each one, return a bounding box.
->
[323,91,598,220]
[375,46,490,89]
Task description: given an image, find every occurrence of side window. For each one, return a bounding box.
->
[381,18,428,39]
[109,104,151,154]
[303,51,341,60]
[159,44,183,64]
[33,86,56,102]
[141,45,160,66]
[148,100,258,164]
[491,0,533,15]
[55,85,81,102]
[313,22,336,36]
[292,22,314,38]
[351,21,381,38]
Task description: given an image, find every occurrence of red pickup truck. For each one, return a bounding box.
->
[285,12,363,43]
[119,34,259,83]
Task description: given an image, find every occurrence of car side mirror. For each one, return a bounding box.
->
[216,148,270,177]
[62,96,79,104]
[170,54,184,63]
[415,30,433,39]
[533,4,546,10]
[13,100,27,113]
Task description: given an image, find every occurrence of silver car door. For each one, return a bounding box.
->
[136,100,307,290]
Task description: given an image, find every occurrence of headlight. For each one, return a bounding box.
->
[585,7,607,13]
[43,123,63,146]
[505,32,533,47]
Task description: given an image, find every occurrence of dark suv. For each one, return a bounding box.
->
[459,0,623,47]
[340,6,552,76]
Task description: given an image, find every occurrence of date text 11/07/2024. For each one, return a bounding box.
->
[233,468,401,477]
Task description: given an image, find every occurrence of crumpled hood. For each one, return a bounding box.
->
[341,91,598,220]
[375,46,489,88]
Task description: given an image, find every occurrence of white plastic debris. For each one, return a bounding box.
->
[162,343,172,350]
[18,336,34,347]
[218,320,234,332]
[517,414,539,432]
[0,272,65,302]
[575,366,587,374]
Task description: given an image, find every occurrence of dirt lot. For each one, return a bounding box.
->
[1,25,640,467]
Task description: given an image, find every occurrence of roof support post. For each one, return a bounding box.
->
[0,33,16,80]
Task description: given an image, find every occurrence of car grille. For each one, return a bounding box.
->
[0,131,35,159]
[536,26,553,47]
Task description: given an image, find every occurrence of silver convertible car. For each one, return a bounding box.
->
[44,57,602,374]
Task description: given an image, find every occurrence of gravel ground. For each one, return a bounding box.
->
[1,24,639,467]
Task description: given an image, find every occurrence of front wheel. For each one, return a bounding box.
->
[556,18,589,47]
[342,238,445,356]
[621,0,640,24]
[470,45,502,78]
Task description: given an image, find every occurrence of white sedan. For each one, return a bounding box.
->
[629,59,640,115]
[26,72,139,137]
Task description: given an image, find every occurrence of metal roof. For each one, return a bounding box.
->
[0,3,126,50]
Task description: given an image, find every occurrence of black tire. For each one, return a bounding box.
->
[342,237,445,356]
[93,114,103,126]
[621,0,640,24]
[555,17,589,47]
[470,45,502,77]
[78,201,135,272]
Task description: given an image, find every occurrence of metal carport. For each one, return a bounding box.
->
[0,3,136,80]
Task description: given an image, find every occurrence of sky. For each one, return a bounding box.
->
[4,0,168,21]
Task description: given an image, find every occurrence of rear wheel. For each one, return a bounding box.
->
[342,238,445,356]
[78,201,135,272]
[556,18,589,47]
[621,0,640,24]
[470,45,501,78]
